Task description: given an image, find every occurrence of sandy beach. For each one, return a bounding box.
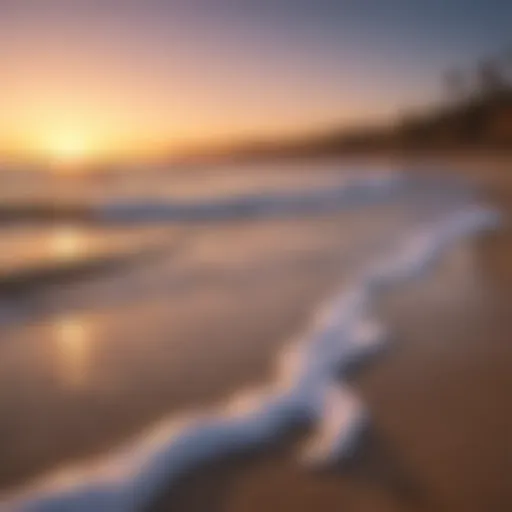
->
[1,1,511,509]
[0,157,509,512]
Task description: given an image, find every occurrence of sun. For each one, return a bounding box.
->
[49,134,87,161]
[44,132,91,168]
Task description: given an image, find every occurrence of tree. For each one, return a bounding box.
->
[477,58,508,97]
[443,68,466,103]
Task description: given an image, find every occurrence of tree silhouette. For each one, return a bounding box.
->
[477,58,508,97]
[443,68,466,103]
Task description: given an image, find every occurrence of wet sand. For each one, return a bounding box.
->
[0,204,418,491]
[148,158,512,512]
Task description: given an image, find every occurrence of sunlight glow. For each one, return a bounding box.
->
[50,227,89,260]
[43,132,92,168]
[54,316,92,388]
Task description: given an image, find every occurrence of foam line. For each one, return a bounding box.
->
[1,205,498,512]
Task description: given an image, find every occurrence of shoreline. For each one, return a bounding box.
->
[1,202,498,511]
[0,156,510,511]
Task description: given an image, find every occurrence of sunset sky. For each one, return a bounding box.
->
[1,0,511,162]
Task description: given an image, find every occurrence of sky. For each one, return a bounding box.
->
[0,0,511,162]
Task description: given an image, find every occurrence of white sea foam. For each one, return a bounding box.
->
[1,202,498,512]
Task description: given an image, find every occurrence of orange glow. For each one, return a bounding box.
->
[0,39,378,167]
[0,6,394,168]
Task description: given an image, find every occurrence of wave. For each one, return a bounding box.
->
[0,172,474,226]
[93,172,408,223]
[0,204,89,224]
[0,202,498,512]
[0,243,182,298]
[0,174,403,225]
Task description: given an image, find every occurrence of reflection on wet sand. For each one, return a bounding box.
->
[53,316,92,388]
[49,227,90,261]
